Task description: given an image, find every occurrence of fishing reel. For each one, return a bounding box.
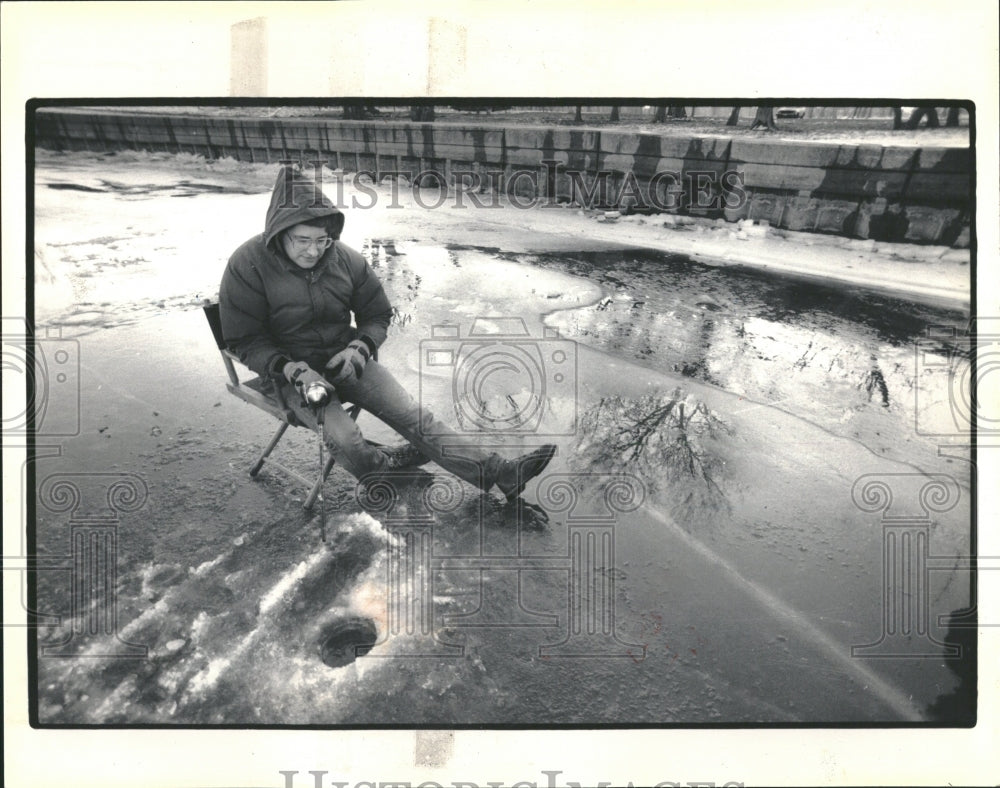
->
[304,381,330,408]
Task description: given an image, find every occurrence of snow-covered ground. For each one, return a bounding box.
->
[29,150,974,724]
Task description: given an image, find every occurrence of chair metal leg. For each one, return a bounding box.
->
[303,451,338,510]
[250,421,290,477]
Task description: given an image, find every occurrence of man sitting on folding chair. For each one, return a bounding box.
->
[219,165,556,501]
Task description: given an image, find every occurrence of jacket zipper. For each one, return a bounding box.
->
[307,268,326,346]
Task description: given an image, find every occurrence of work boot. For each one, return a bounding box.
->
[381,442,431,470]
[495,444,557,502]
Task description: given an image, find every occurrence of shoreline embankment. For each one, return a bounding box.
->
[35,108,971,251]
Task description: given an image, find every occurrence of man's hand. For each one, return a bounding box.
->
[282,361,334,396]
[325,340,371,385]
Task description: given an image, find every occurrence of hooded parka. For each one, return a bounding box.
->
[219,167,393,378]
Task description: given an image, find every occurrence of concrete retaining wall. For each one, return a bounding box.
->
[35,109,970,247]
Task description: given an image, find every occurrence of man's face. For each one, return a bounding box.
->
[281,223,333,269]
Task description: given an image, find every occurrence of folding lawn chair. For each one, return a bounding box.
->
[203,301,363,509]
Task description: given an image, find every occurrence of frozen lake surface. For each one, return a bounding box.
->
[30,151,974,725]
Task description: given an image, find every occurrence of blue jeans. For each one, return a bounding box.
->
[279,360,504,489]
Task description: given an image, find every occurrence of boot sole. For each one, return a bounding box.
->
[500,445,557,502]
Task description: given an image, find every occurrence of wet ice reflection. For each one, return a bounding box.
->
[571,390,733,522]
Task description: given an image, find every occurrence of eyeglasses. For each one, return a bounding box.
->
[288,235,334,251]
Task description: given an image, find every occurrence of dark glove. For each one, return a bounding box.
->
[325,340,371,385]
[283,361,334,398]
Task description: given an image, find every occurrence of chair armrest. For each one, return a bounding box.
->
[269,370,291,410]
[220,349,240,387]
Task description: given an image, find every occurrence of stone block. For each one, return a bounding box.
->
[879,146,920,171]
[781,196,820,231]
[951,223,971,248]
[507,126,599,155]
[667,136,732,163]
[904,172,971,205]
[723,198,751,223]
[599,131,642,156]
[833,144,916,171]
[814,200,860,235]
[903,206,962,244]
[835,144,885,170]
[739,163,827,192]
[856,199,909,242]
[729,139,840,168]
[746,190,787,225]
[914,147,970,172]
[817,169,908,200]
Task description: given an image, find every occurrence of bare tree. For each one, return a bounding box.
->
[571,390,734,520]
[725,106,779,131]
[749,106,778,131]
[905,106,940,129]
[345,100,380,120]
[610,105,620,122]
[410,105,435,122]
[343,100,365,120]
[652,105,686,123]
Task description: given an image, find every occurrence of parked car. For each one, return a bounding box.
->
[775,107,806,119]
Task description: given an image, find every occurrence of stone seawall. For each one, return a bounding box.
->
[34,109,970,247]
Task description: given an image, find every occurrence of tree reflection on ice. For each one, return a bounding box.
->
[571,388,733,521]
